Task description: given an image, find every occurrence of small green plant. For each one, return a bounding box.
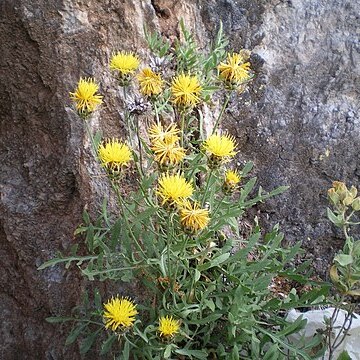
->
[40,22,331,359]
[324,181,360,359]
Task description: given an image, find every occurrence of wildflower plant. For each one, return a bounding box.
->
[40,22,333,359]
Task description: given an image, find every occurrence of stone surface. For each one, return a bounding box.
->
[0,0,358,358]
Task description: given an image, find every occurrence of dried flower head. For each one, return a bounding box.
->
[103,296,138,332]
[148,122,180,145]
[223,169,241,193]
[69,77,103,117]
[218,52,252,88]
[157,172,193,207]
[149,55,167,72]
[126,95,150,115]
[137,67,164,96]
[158,315,180,338]
[179,199,210,233]
[171,73,202,108]
[98,139,132,173]
[151,139,186,166]
[203,132,237,167]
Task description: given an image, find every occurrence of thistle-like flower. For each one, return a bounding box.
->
[203,132,237,167]
[158,315,180,338]
[218,51,252,89]
[98,138,132,173]
[110,51,140,85]
[223,169,241,193]
[137,67,164,96]
[157,172,193,207]
[69,77,103,118]
[148,122,180,145]
[171,73,202,108]
[151,139,186,166]
[179,199,210,233]
[103,296,138,332]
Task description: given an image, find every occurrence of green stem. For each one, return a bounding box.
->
[180,110,185,148]
[112,183,146,257]
[202,168,214,206]
[84,121,98,157]
[134,114,144,177]
[212,92,232,133]
[123,86,132,145]
[166,215,172,283]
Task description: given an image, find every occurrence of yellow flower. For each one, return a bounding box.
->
[148,122,180,145]
[151,139,186,165]
[203,132,237,158]
[110,51,140,75]
[158,315,180,338]
[103,296,138,332]
[98,138,132,173]
[137,67,164,96]
[218,52,251,85]
[179,199,210,233]
[157,172,193,206]
[224,170,241,192]
[69,77,103,116]
[171,73,202,107]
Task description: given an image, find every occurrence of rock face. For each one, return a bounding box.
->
[0,0,358,358]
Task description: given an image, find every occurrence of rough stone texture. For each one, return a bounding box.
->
[0,0,358,358]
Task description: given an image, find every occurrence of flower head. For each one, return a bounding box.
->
[110,51,140,75]
[157,172,193,207]
[224,169,241,193]
[110,51,140,85]
[137,67,164,96]
[171,74,202,108]
[179,199,210,233]
[69,77,103,117]
[218,52,252,88]
[148,122,180,145]
[126,95,150,115]
[158,315,180,338]
[98,138,132,173]
[103,296,138,332]
[203,133,237,167]
[151,139,186,166]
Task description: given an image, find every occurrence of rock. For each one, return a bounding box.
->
[1,0,358,357]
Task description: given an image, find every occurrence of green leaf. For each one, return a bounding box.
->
[197,253,230,271]
[337,350,352,360]
[45,316,74,323]
[100,334,116,355]
[65,323,87,345]
[334,254,353,266]
[122,339,130,360]
[80,329,101,354]
[268,185,289,196]
[175,349,208,359]
[327,208,344,226]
